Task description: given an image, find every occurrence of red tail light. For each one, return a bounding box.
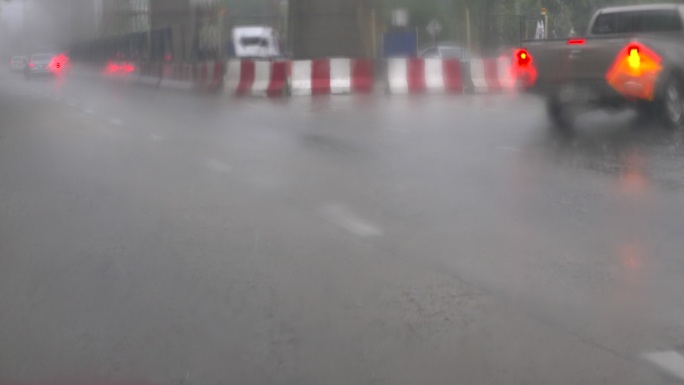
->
[512,48,537,88]
[104,61,135,75]
[122,63,135,73]
[606,42,662,100]
[104,62,119,74]
[28,62,34,68]
[567,38,586,45]
[516,49,531,66]
[48,54,70,73]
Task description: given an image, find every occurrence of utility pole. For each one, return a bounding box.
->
[370,7,376,58]
[466,6,471,54]
[218,5,226,61]
[545,13,548,39]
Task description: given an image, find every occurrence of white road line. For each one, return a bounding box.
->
[149,134,163,141]
[319,204,383,238]
[642,351,684,381]
[205,159,232,174]
[109,118,123,126]
[83,109,95,115]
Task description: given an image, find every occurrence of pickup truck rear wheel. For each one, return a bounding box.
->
[546,94,573,130]
[661,78,684,129]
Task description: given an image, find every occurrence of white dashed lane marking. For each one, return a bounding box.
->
[149,134,163,141]
[319,204,383,238]
[109,118,123,126]
[642,351,684,382]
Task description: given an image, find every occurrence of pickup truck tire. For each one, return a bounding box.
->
[660,77,684,129]
[635,101,657,124]
[546,94,573,130]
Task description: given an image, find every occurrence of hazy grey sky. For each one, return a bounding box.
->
[1,1,23,31]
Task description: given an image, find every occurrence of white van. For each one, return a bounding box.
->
[232,26,282,59]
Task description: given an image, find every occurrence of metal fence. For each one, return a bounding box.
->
[472,13,553,55]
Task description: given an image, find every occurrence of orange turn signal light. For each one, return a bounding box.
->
[607,43,662,100]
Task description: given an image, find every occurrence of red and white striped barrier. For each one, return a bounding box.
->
[103,61,137,76]
[387,58,464,94]
[191,61,224,89]
[77,57,523,96]
[290,58,374,96]
[134,61,222,90]
[469,57,515,93]
[225,60,289,97]
[73,62,119,78]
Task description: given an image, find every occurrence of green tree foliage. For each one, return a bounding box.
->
[384,0,684,53]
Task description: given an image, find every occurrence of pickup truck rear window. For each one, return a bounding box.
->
[592,10,683,35]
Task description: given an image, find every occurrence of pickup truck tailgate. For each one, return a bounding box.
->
[524,37,629,86]
[566,38,628,82]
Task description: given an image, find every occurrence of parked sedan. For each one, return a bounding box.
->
[24,53,56,79]
[9,56,27,71]
[418,44,470,61]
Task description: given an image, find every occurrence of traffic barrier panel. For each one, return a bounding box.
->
[407,58,426,93]
[442,59,464,93]
[290,60,316,96]
[387,58,464,94]
[200,62,208,83]
[311,59,331,94]
[497,56,515,90]
[387,58,409,94]
[134,61,222,90]
[484,58,501,92]
[328,58,349,94]
[157,62,191,90]
[290,59,332,95]
[75,60,222,91]
[226,60,289,97]
[470,57,515,93]
[351,59,374,93]
[290,58,374,96]
[190,61,223,90]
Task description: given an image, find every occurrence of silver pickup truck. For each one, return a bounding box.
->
[519,4,684,129]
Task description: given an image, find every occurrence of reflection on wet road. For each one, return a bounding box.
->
[2,70,684,384]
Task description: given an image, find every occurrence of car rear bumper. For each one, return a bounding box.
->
[26,69,55,76]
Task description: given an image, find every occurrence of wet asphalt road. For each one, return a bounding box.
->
[2,68,684,385]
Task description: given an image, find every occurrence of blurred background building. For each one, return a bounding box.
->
[100,0,148,37]
[3,0,678,61]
